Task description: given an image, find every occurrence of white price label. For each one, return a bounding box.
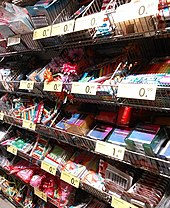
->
[43,81,62,92]
[74,12,105,32]
[95,141,125,160]
[51,20,74,36]
[111,196,138,208]
[19,80,34,90]
[33,26,52,40]
[114,0,159,22]
[117,84,157,100]
[22,120,36,131]
[71,82,97,95]
[0,112,4,121]
[7,36,21,46]
[60,171,80,188]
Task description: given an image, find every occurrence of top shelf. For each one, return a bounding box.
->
[0,0,170,56]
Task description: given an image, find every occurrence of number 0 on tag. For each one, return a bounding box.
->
[43,81,62,92]
[41,161,57,176]
[60,171,80,188]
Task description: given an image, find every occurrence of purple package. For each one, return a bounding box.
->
[87,124,113,141]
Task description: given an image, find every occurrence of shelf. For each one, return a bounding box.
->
[2,80,170,112]
[1,114,170,180]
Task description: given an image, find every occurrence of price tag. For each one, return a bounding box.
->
[71,82,97,95]
[111,196,138,208]
[114,0,159,22]
[95,141,125,160]
[22,120,36,131]
[43,81,62,92]
[74,12,105,31]
[19,80,34,90]
[60,171,80,188]
[41,161,57,176]
[51,20,74,36]
[34,188,47,202]
[117,84,157,100]
[7,36,21,46]
[33,26,52,40]
[7,146,17,155]
[0,112,4,121]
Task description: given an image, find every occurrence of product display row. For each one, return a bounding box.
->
[0,0,169,55]
[0,124,170,208]
[0,0,170,207]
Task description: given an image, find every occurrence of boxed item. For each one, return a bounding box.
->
[87,124,113,141]
[65,114,94,136]
[125,124,168,156]
[106,127,131,146]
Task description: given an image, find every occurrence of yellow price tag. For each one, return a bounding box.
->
[33,26,52,40]
[95,141,125,160]
[34,188,47,202]
[60,171,80,188]
[0,112,4,120]
[71,82,97,95]
[7,146,17,155]
[19,80,34,90]
[43,81,62,92]
[111,196,138,208]
[41,161,57,176]
[22,120,36,131]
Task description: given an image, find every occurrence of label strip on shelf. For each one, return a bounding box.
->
[33,26,52,40]
[43,81,63,92]
[95,141,125,160]
[0,112,4,121]
[34,188,47,202]
[19,81,34,90]
[71,82,98,95]
[22,120,36,131]
[7,146,18,156]
[117,83,157,100]
[7,36,21,47]
[74,12,105,32]
[41,161,57,176]
[51,20,75,36]
[60,171,80,188]
[111,196,138,208]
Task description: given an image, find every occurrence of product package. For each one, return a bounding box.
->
[123,172,169,208]
[29,136,51,160]
[87,124,113,141]
[106,127,131,146]
[125,124,168,156]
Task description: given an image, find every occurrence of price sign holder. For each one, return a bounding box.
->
[117,84,157,100]
[74,12,105,32]
[7,146,17,156]
[43,81,62,92]
[71,82,97,95]
[41,161,57,176]
[34,188,47,202]
[7,36,21,47]
[111,196,138,208]
[33,26,52,40]
[22,120,36,131]
[51,20,75,36]
[95,141,125,160]
[19,81,34,90]
[114,0,159,23]
[0,112,4,121]
[60,171,80,188]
